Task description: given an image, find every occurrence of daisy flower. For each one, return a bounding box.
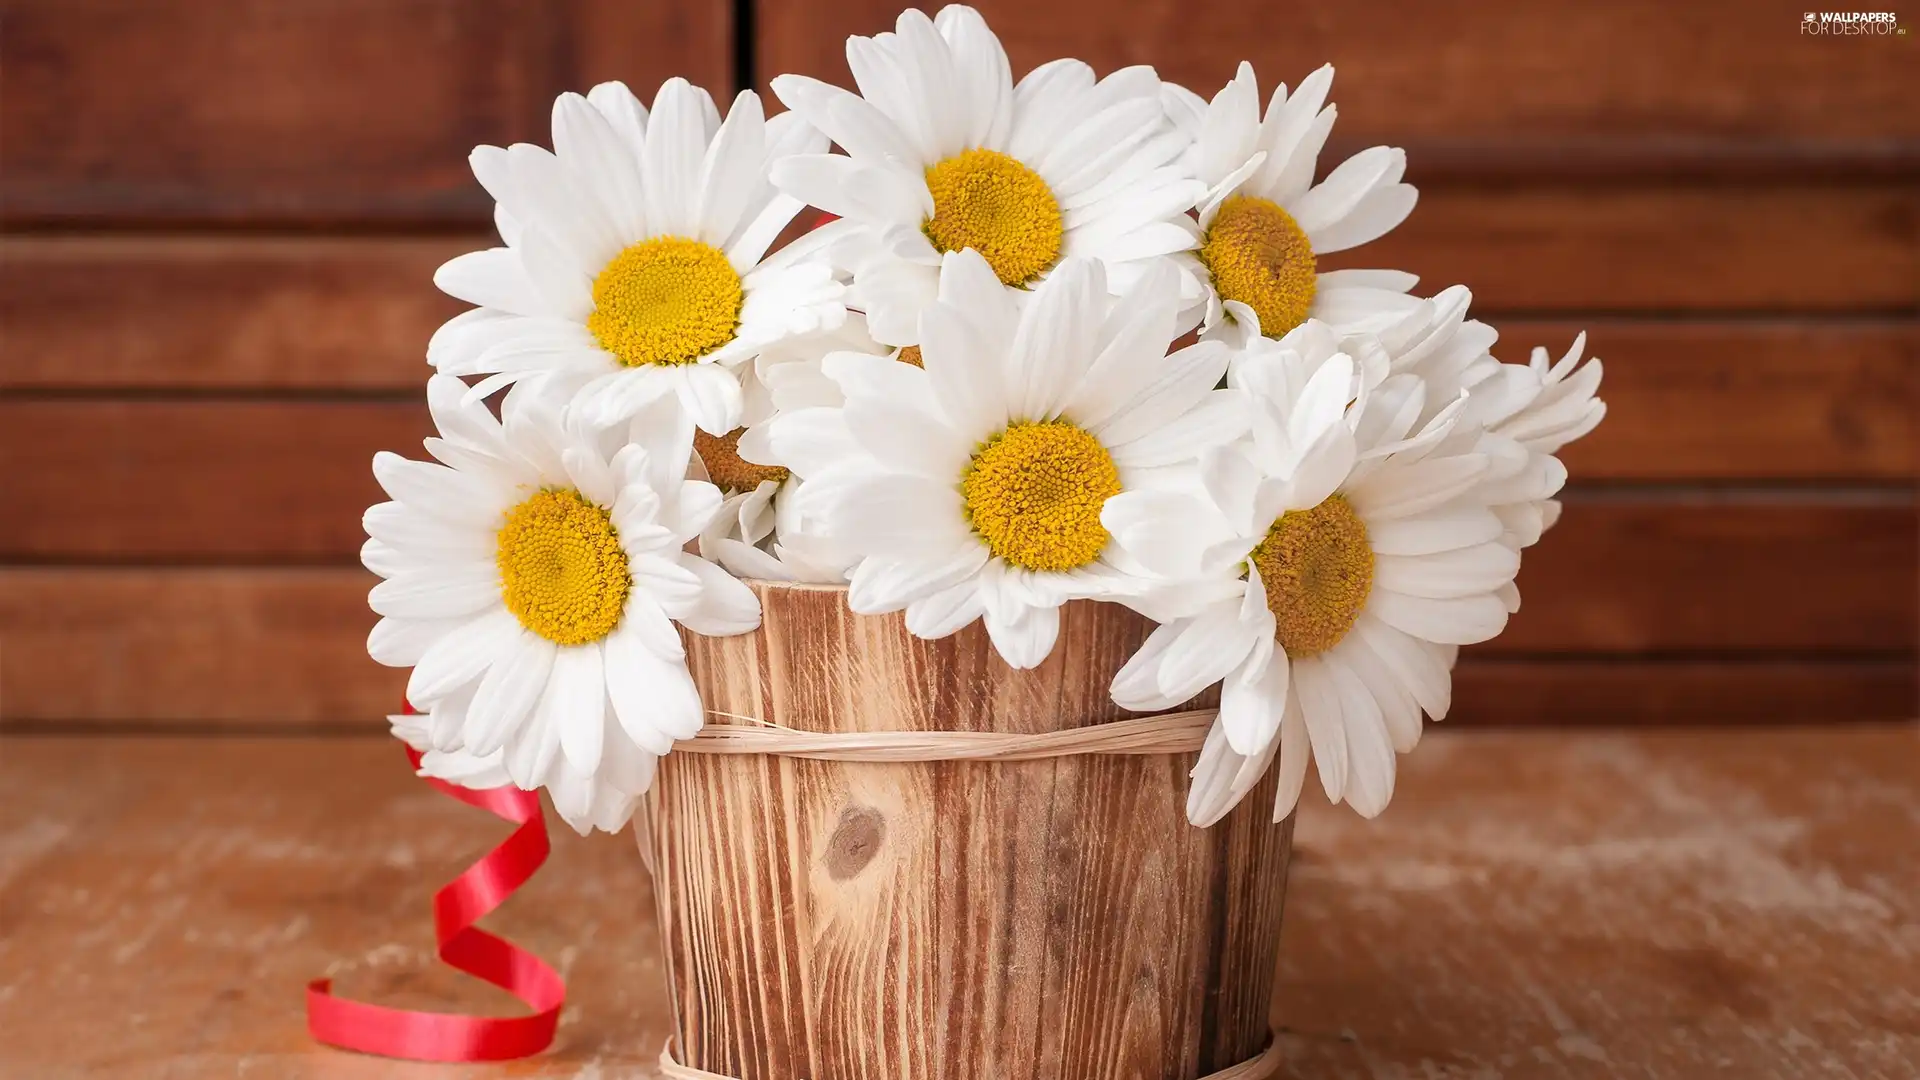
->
[1164,63,1423,344]
[362,376,759,832]
[1456,331,1607,555]
[428,78,848,435]
[693,318,890,583]
[388,709,643,835]
[767,250,1247,669]
[1110,318,1522,825]
[1360,286,1607,557]
[769,5,1203,347]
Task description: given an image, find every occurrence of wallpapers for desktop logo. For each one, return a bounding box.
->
[1800,11,1906,33]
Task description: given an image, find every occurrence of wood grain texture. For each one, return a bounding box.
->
[1494,498,1918,654]
[1522,319,1919,481]
[4,535,1915,727]
[1451,658,1920,726]
[0,0,732,225]
[0,567,398,726]
[1,567,1910,730]
[651,583,1292,1080]
[756,0,1920,178]
[2,728,1916,1077]
[0,400,429,562]
[0,236,476,391]
[1318,184,1919,313]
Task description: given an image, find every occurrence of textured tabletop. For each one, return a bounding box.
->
[1,726,1915,1079]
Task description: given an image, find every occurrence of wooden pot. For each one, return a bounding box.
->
[640,581,1294,1080]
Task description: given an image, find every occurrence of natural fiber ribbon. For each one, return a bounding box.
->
[674,706,1218,761]
[647,707,1279,1080]
[657,1035,1284,1079]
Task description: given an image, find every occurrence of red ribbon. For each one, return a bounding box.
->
[307,713,566,1062]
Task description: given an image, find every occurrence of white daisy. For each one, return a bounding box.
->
[768,249,1248,669]
[1109,319,1521,825]
[1457,331,1607,555]
[1358,286,1607,559]
[1165,63,1423,344]
[362,375,760,833]
[693,318,890,583]
[388,710,642,836]
[769,4,1203,347]
[427,78,848,435]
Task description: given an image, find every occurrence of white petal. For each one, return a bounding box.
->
[406,608,521,704]
[603,620,703,754]
[1286,425,1357,512]
[1291,146,1404,237]
[919,293,1010,440]
[552,91,647,241]
[642,78,710,236]
[502,694,561,791]
[1353,614,1453,721]
[666,552,763,636]
[1323,650,1395,818]
[696,90,768,245]
[367,616,459,668]
[764,407,860,479]
[847,544,989,614]
[368,563,500,620]
[1221,646,1289,757]
[1338,630,1424,753]
[1153,606,1260,706]
[982,600,1061,670]
[903,579,988,640]
[674,365,747,436]
[545,643,608,776]
[1374,543,1520,600]
[434,248,547,318]
[464,631,556,757]
[1111,618,1195,711]
[1082,340,1231,449]
[771,154,925,226]
[818,473,965,551]
[1107,389,1250,469]
[1368,591,1509,646]
[1269,696,1311,822]
[1367,507,1504,556]
[587,81,649,158]
[1291,655,1347,805]
[1308,183,1417,255]
[1185,720,1275,827]
[1345,454,1489,521]
[1006,258,1103,420]
[370,453,502,529]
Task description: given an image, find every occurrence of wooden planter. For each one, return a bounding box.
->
[640,581,1294,1080]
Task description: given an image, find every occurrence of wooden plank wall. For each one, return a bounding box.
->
[1,0,1915,730]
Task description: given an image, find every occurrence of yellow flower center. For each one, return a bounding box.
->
[961,420,1121,573]
[695,427,789,493]
[588,236,743,367]
[894,345,924,368]
[496,488,630,646]
[1199,194,1318,337]
[923,148,1064,286]
[1250,494,1373,656]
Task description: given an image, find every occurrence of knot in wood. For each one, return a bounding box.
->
[823,805,886,881]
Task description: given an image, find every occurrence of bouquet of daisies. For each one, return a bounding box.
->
[363,5,1604,835]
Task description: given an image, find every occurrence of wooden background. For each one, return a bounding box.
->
[0,0,1914,732]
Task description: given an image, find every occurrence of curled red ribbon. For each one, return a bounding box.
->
[307,718,565,1061]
